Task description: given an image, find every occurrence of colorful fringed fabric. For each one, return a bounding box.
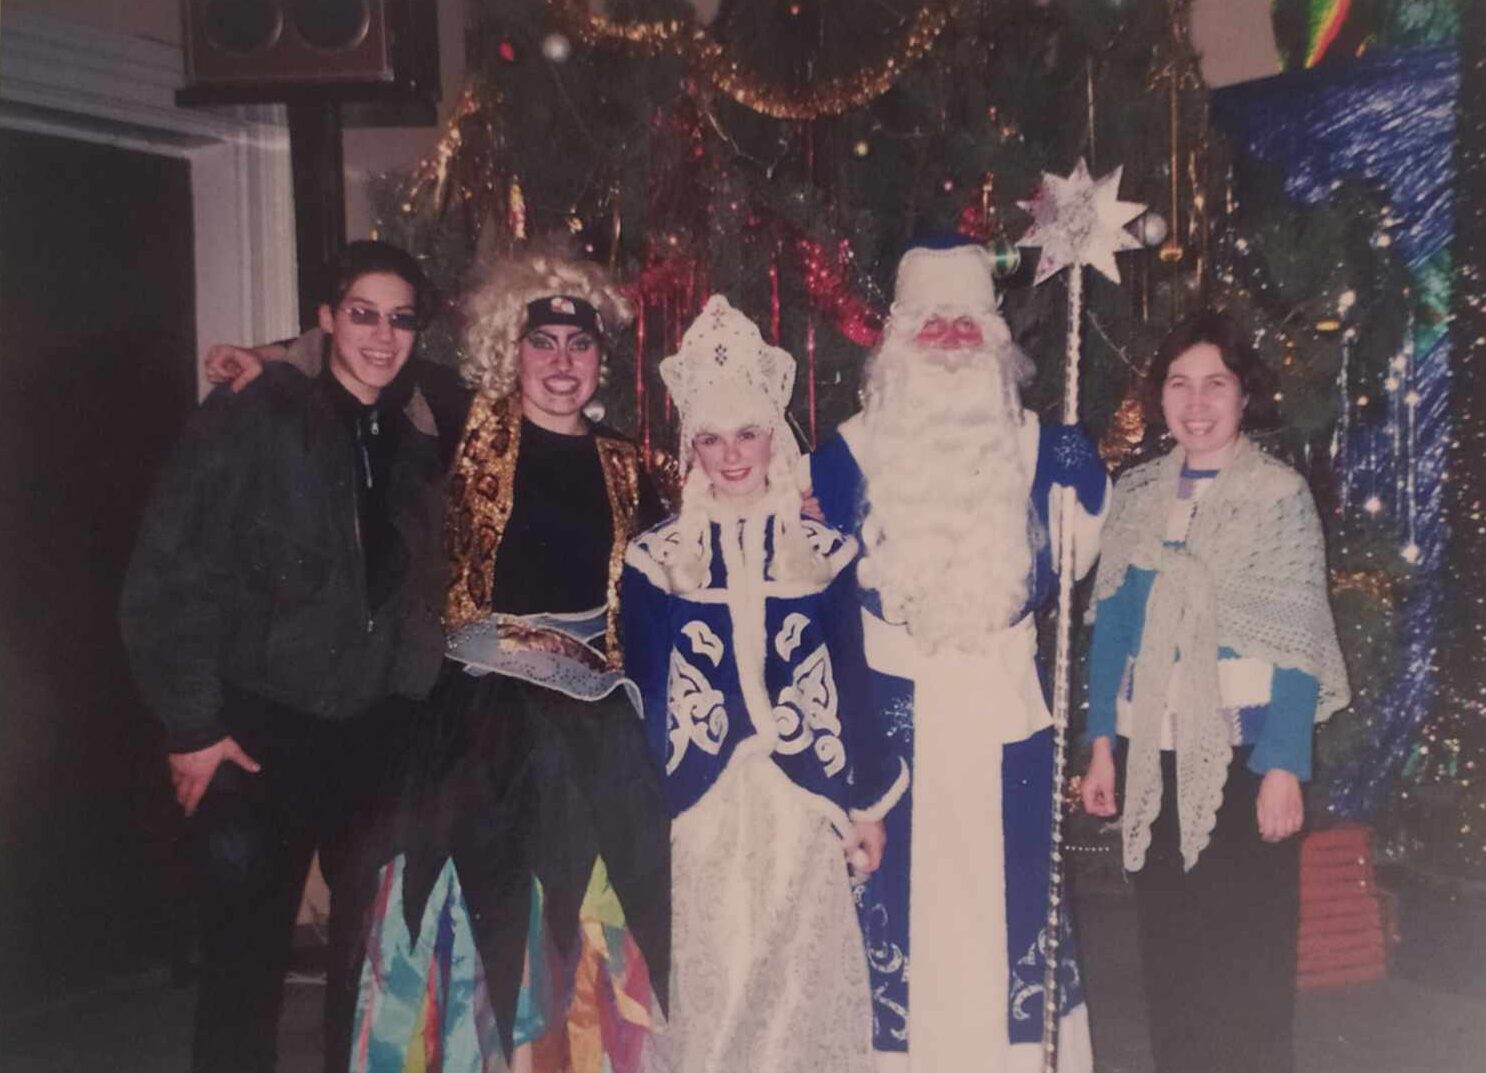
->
[351,855,661,1073]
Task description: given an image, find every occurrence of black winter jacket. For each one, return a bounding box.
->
[120,365,446,752]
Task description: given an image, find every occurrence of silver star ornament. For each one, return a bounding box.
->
[1016,159,1146,286]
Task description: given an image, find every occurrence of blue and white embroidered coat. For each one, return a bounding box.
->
[808,411,1108,1060]
[620,507,909,833]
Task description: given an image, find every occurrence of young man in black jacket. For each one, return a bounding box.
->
[121,241,445,1073]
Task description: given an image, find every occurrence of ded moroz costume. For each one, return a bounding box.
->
[808,239,1108,1071]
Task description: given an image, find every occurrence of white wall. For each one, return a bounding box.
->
[8,0,182,46]
[6,0,472,240]
[1189,0,1283,88]
[0,9,296,379]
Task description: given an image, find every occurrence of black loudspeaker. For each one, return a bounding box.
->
[179,0,438,111]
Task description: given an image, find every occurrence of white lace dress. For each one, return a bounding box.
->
[662,751,876,1073]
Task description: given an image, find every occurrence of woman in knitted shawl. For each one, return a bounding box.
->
[1080,309,1349,1073]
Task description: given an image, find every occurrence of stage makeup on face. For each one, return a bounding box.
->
[518,323,601,434]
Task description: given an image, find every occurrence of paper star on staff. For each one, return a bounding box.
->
[1016,159,1146,286]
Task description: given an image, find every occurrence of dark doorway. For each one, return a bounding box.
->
[0,127,197,1010]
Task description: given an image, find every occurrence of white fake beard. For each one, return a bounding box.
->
[857,324,1042,652]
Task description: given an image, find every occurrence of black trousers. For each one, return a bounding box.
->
[187,689,410,1073]
[1130,748,1302,1073]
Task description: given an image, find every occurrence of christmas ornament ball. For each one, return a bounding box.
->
[541,33,572,63]
[1158,238,1185,263]
[851,139,871,159]
[1136,211,1168,247]
[988,240,1021,278]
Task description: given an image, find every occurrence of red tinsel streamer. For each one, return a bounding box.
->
[806,314,818,447]
[793,236,884,346]
[661,289,672,424]
[634,294,649,457]
[629,253,698,302]
[769,253,782,345]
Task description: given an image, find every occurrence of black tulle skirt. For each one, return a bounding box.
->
[345,660,670,1072]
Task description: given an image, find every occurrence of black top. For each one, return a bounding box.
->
[489,419,663,615]
[321,369,405,612]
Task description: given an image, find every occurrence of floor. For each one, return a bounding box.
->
[2,887,1483,1072]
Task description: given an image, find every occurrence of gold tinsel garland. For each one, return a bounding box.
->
[401,3,954,217]
[1099,384,1148,468]
[1330,568,1396,610]
[549,0,952,121]
[402,84,485,214]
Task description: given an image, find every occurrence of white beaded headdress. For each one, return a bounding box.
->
[661,294,797,475]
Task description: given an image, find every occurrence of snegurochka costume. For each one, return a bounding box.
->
[1085,434,1349,1073]
[620,296,907,1073]
[808,241,1106,1071]
[349,297,671,1073]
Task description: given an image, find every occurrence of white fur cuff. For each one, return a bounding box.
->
[849,755,911,823]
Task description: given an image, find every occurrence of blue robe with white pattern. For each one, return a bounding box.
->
[810,414,1105,1055]
[620,513,908,831]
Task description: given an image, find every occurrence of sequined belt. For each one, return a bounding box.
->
[445,608,643,716]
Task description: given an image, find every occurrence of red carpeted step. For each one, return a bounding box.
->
[1296,824,1389,990]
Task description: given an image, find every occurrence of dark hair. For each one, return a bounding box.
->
[322,240,435,328]
[1145,308,1276,430]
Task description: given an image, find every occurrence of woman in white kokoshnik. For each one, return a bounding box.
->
[621,295,908,1073]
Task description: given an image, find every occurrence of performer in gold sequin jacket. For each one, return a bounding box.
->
[346,251,671,1073]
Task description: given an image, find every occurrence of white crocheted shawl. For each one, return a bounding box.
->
[1091,436,1351,872]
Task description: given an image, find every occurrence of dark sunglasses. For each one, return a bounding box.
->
[342,305,420,333]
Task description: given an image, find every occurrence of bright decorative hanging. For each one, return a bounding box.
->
[548,0,952,121]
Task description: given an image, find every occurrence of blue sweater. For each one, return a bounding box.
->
[1085,469,1320,779]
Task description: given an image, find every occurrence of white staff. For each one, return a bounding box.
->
[1017,158,1146,1073]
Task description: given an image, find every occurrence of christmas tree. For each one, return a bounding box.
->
[369,0,1478,874]
[379,1,1409,444]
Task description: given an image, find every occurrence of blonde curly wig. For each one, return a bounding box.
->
[459,247,633,395]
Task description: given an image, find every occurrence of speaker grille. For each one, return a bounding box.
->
[186,0,392,88]
[201,0,282,56]
[288,0,371,54]
[181,0,438,110]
